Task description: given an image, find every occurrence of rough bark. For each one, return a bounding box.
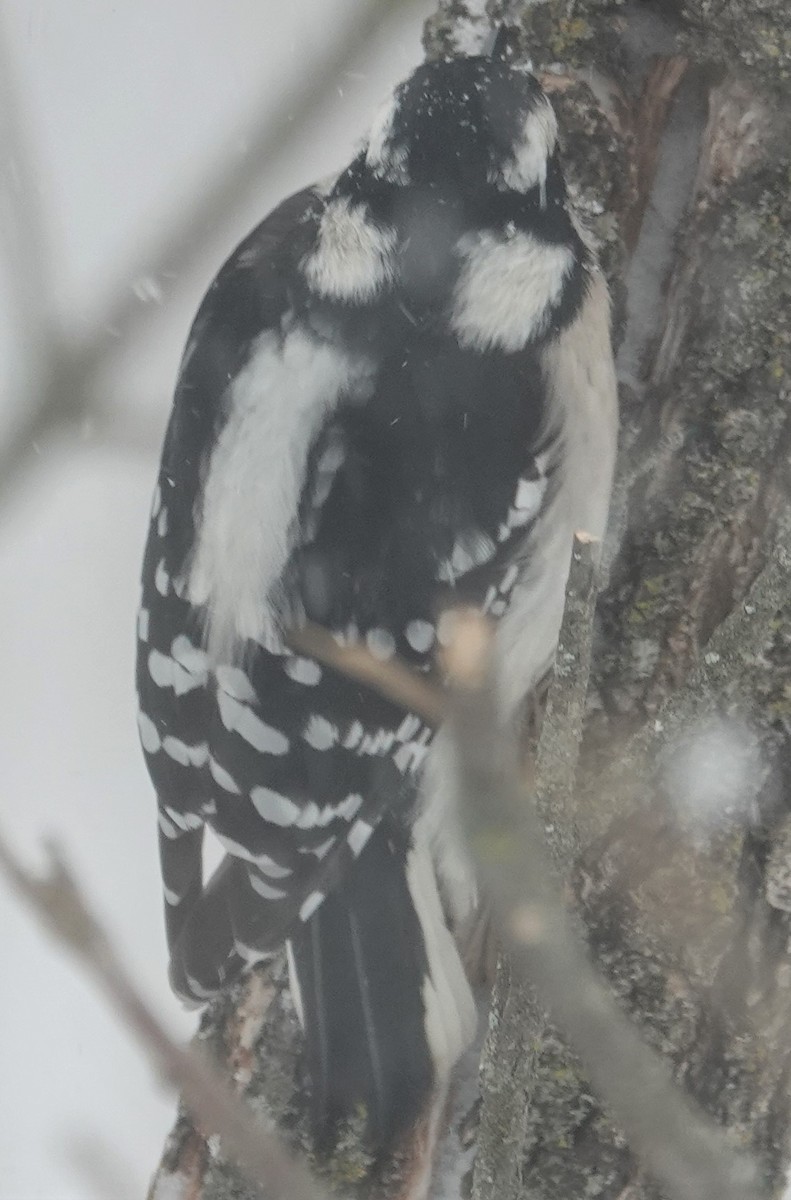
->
[429,3,791,1199]
[151,2,791,1198]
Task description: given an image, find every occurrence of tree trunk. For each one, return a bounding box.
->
[445,2,791,1198]
[151,3,791,1197]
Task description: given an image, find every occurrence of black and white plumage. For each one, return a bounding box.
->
[137,48,617,1157]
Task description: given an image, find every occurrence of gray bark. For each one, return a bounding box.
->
[438,3,791,1199]
[151,2,791,1198]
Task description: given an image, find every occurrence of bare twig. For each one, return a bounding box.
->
[0,830,325,1200]
[0,0,418,508]
[533,535,599,868]
[443,612,766,1200]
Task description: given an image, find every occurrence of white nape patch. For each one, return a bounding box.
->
[405,817,477,1079]
[137,608,149,642]
[188,328,368,661]
[250,786,301,826]
[216,665,257,702]
[162,737,208,768]
[157,507,168,538]
[405,618,435,654]
[248,870,288,901]
[285,938,305,1029]
[451,230,574,353]
[154,558,169,596]
[365,91,408,184]
[284,656,322,686]
[303,197,397,300]
[342,720,365,750]
[217,692,289,755]
[366,627,396,661]
[494,100,558,201]
[337,792,363,820]
[436,531,496,584]
[137,711,161,753]
[303,714,338,751]
[209,756,241,794]
[347,818,374,857]
[163,806,202,832]
[299,891,324,922]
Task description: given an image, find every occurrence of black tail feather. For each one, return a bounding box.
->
[289,818,435,1151]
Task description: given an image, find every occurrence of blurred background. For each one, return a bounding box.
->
[0,2,437,1195]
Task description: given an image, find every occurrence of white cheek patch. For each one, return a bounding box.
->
[494,100,558,200]
[303,197,398,301]
[188,328,368,661]
[451,230,574,353]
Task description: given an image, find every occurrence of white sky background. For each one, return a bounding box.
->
[0,2,433,1196]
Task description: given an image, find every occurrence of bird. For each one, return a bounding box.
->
[136,34,617,1176]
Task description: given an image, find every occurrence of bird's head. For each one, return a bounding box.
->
[363,53,558,202]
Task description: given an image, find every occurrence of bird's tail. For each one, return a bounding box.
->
[287,814,477,1156]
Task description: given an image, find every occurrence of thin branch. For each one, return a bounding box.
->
[0,830,326,1200]
[443,611,766,1200]
[533,535,599,869]
[0,0,418,508]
